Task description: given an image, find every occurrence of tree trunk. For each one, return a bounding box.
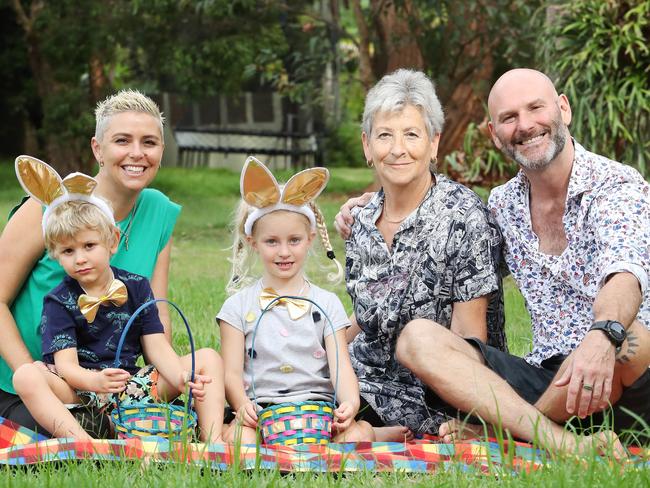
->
[89,52,109,104]
[11,0,90,174]
[437,13,494,160]
[350,0,375,91]
[372,0,424,75]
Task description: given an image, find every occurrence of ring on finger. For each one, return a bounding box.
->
[582,383,593,391]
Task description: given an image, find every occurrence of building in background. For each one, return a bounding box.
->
[159,91,319,171]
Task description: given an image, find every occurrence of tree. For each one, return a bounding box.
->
[541,0,650,175]
[5,0,287,173]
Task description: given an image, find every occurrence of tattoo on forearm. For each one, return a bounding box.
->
[616,331,638,364]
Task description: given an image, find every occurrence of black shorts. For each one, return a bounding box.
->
[467,338,650,435]
[0,388,111,438]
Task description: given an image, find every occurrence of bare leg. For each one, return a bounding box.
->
[536,321,650,422]
[438,417,497,442]
[12,363,92,440]
[373,425,414,442]
[395,319,624,456]
[332,419,375,442]
[156,348,225,443]
[223,420,258,444]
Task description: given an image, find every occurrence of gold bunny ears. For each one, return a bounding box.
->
[15,155,115,232]
[241,156,329,235]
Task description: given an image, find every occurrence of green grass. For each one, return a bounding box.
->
[1,162,647,485]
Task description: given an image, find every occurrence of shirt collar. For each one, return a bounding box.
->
[565,140,593,199]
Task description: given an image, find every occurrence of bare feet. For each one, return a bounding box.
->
[557,430,628,460]
[373,425,415,442]
[438,418,494,442]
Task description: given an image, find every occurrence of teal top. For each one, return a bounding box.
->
[0,188,181,394]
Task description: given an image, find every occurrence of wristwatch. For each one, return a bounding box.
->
[589,320,627,349]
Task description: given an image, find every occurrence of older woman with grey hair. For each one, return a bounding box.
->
[342,69,506,437]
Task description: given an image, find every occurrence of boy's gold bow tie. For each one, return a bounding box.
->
[259,288,310,320]
[78,279,128,323]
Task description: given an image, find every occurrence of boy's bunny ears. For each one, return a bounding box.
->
[241,156,329,236]
[15,155,115,233]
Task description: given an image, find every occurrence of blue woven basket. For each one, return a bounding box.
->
[251,296,339,446]
[110,299,198,439]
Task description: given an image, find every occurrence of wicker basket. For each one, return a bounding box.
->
[110,299,197,440]
[258,400,334,445]
[251,296,339,446]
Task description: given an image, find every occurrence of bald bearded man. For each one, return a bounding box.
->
[336,69,650,455]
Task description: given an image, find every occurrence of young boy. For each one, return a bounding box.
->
[12,197,224,443]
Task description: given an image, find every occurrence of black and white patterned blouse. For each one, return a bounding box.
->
[346,174,506,434]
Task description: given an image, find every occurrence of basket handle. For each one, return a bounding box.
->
[249,295,339,410]
[112,298,196,424]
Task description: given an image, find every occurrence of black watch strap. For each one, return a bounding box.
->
[589,320,626,348]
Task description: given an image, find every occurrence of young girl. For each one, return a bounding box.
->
[11,156,224,443]
[217,157,374,444]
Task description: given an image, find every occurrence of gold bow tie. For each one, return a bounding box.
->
[259,287,310,320]
[78,279,128,323]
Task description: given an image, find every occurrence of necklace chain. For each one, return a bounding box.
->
[382,179,434,225]
[121,203,138,251]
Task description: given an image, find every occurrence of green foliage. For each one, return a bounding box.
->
[541,0,650,175]
[415,0,543,100]
[442,121,519,188]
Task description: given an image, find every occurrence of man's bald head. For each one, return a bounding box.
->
[488,69,559,121]
[486,68,573,171]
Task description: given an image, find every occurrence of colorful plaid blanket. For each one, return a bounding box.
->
[0,416,646,472]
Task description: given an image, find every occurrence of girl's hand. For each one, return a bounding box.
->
[236,401,259,428]
[94,368,130,393]
[333,401,355,431]
[185,373,212,401]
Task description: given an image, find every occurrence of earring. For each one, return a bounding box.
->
[366,160,374,168]
[99,160,104,167]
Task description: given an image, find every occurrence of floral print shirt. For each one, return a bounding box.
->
[489,141,650,367]
[346,174,506,434]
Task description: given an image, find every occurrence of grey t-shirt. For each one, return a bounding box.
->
[217,280,350,403]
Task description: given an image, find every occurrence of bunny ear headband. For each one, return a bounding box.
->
[241,156,329,236]
[15,155,115,233]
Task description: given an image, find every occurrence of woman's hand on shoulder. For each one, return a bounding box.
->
[334,192,374,239]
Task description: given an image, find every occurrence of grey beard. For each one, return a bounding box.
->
[502,124,567,171]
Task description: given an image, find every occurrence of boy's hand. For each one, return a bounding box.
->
[332,401,355,431]
[94,368,130,393]
[185,372,212,401]
[236,401,259,428]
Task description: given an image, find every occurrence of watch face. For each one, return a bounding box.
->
[609,321,626,343]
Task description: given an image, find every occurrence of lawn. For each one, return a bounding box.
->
[1,162,647,486]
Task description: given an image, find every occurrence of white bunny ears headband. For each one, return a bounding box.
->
[241,156,329,236]
[15,155,115,233]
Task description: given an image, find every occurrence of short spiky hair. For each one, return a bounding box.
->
[94,89,165,142]
[44,200,118,257]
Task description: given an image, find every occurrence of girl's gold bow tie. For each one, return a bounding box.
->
[78,279,128,323]
[259,288,310,320]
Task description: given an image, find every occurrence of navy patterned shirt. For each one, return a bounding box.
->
[346,174,506,434]
[41,266,164,373]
